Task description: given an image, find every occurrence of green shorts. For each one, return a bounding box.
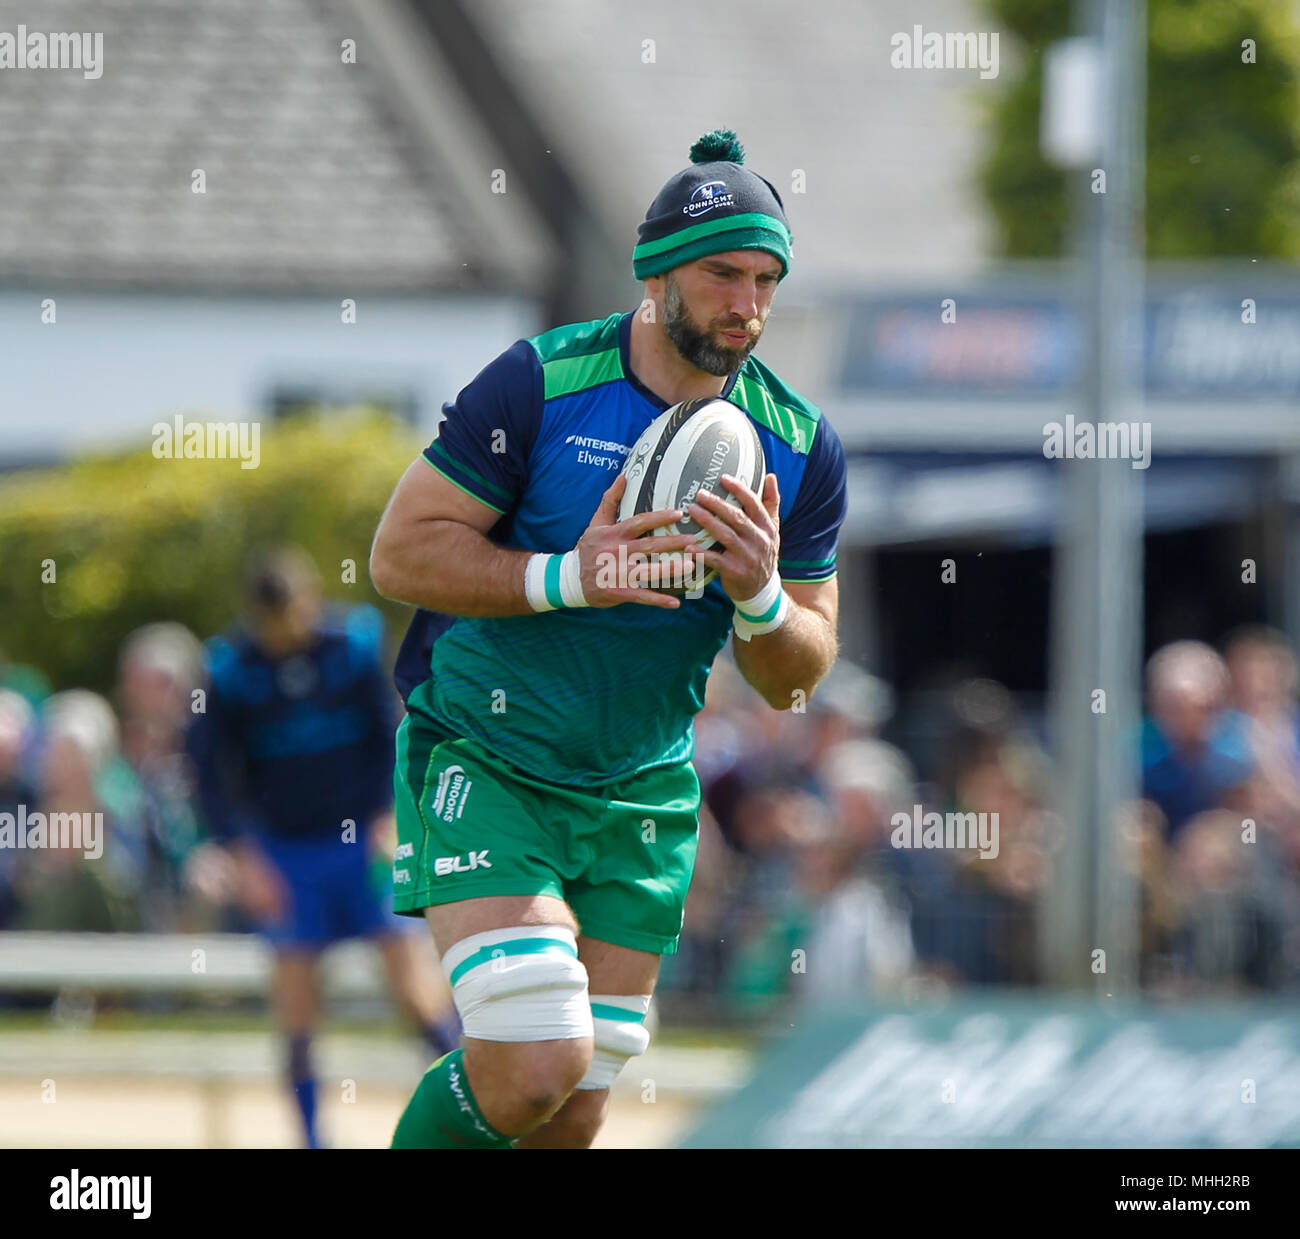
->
[391,713,702,955]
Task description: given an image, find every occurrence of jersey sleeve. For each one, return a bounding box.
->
[187,637,267,842]
[422,337,544,516]
[778,415,848,583]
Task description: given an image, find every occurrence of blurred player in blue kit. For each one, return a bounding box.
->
[189,545,459,1148]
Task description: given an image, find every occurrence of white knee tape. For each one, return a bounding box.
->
[575,995,652,1090]
[442,925,593,1043]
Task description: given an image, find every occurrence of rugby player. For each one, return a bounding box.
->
[371,130,848,1149]
[191,546,460,1148]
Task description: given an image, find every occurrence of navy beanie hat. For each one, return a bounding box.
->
[632,129,793,281]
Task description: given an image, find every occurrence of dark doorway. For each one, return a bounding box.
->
[869,520,1269,779]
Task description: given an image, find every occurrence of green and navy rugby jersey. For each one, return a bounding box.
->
[393,310,847,787]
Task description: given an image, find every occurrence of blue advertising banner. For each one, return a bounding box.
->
[840,288,1300,398]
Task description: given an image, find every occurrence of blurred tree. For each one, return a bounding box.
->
[979,0,1300,257]
[0,412,421,695]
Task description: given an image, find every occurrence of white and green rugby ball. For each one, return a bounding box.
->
[617,397,765,595]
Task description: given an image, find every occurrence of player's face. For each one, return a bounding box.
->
[252,591,322,658]
[663,252,780,376]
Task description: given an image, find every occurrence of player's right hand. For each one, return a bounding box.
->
[576,474,697,609]
[230,840,289,923]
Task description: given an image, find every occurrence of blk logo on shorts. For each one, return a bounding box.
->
[434,850,491,877]
[431,765,472,822]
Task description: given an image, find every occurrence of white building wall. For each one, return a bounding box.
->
[0,293,540,463]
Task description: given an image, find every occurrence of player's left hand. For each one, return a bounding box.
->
[367,810,398,860]
[687,472,781,602]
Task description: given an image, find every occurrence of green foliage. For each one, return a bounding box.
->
[986,0,1071,43]
[979,0,1300,257]
[0,412,422,695]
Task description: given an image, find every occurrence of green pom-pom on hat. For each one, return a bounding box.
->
[689,129,745,165]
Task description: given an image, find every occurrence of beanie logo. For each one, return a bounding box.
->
[683,180,734,217]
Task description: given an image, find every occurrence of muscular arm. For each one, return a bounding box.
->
[369,457,693,617]
[369,458,533,617]
[686,471,842,712]
[731,577,840,710]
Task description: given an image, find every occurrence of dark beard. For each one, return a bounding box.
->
[664,275,754,377]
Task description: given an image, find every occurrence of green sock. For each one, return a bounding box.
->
[391,1049,515,1149]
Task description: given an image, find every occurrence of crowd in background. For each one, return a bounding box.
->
[0,625,209,936]
[668,627,1300,1012]
[2,614,1298,1016]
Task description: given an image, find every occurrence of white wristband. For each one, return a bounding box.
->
[732,569,789,641]
[524,550,589,612]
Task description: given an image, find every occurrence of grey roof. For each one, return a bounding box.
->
[474,0,996,289]
[0,0,554,292]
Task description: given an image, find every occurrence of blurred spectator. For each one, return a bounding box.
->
[0,689,37,929]
[1166,808,1290,993]
[1122,799,1183,991]
[0,647,52,711]
[817,735,937,962]
[942,728,1047,986]
[668,661,770,1007]
[698,664,814,851]
[794,812,915,1006]
[718,766,918,1011]
[814,659,894,737]
[118,623,202,764]
[709,732,921,1014]
[720,780,826,998]
[699,655,890,853]
[112,623,207,930]
[1140,641,1254,840]
[14,691,145,932]
[802,658,894,762]
[902,679,1054,986]
[818,736,916,859]
[797,746,916,1004]
[1224,625,1300,871]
